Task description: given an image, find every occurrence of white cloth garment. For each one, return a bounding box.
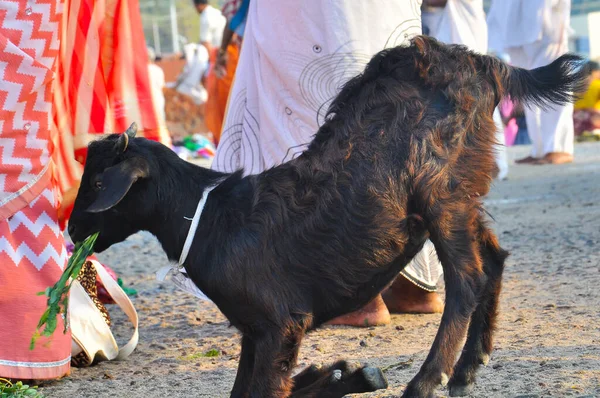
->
[176,43,209,105]
[414,0,507,288]
[212,0,444,291]
[493,108,509,180]
[426,0,508,177]
[434,1,510,175]
[487,0,574,157]
[428,0,488,53]
[421,6,444,37]
[199,5,227,49]
[148,63,166,123]
[488,0,571,50]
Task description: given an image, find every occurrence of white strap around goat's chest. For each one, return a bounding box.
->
[156,185,217,301]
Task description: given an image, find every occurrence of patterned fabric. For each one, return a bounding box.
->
[205,42,240,144]
[66,241,119,304]
[51,0,171,227]
[0,186,70,379]
[0,0,62,221]
[221,0,242,21]
[213,0,423,174]
[0,0,70,380]
[51,0,171,195]
[70,261,111,367]
[213,0,445,291]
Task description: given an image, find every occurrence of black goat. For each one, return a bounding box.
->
[69,36,585,397]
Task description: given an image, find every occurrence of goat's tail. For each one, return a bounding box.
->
[484,54,588,108]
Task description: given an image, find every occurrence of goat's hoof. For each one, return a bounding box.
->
[448,383,474,397]
[360,366,388,391]
[331,369,342,383]
[479,353,490,366]
[440,372,450,387]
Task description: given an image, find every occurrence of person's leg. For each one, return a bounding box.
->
[525,40,574,164]
[327,241,444,327]
[535,101,574,164]
[493,107,509,180]
[382,273,444,314]
[0,187,71,380]
[0,0,69,381]
[507,46,545,162]
[384,240,444,314]
[326,294,391,327]
[514,116,531,145]
[522,105,544,159]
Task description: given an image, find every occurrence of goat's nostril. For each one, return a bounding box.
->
[68,224,76,238]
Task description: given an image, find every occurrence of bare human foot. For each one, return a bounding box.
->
[515,156,539,164]
[533,152,573,165]
[382,275,444,314]
[326,295,391,327]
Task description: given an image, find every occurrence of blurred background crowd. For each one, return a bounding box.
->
[148,0,600,162]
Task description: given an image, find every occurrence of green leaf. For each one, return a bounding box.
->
[30,233,99,350]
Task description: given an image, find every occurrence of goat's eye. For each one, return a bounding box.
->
[94,180,102,190]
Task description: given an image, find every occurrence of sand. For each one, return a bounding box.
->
[39,142,600,398]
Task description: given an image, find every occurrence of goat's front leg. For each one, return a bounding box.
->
[403,212,484,398]
[230,335,256,398]
[291,360,388,398]
[247,325,304,398]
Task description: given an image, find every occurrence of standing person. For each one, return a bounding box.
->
[194,0,227,56]
[422,0,508,180]
[0,0,71,380]
[1,0,168,380]
[213,0,445,327]
[175,43,210,105]
[205,0,249,145]
[422,0,487,53]
[147,47,167,126]
[488,0,574,165]
[573,60,600,136]
[53,0,172,226]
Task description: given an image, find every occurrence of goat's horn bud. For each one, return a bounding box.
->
[125,122,138,138]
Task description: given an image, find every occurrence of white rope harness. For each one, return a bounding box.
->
[156,185,218,301]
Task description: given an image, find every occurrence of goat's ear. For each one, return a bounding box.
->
[86,157,149,213]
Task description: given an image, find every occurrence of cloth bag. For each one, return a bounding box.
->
[69,260,139,366]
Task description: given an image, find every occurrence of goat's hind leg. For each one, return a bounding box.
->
[403,208,485,398]
[448,219,508,397]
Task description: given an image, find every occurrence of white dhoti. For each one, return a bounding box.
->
[507,41,574,156]
[415,0,512,287]
[426,0,509,177]
[213,0,444,291]
[488,0,574,157]
[429,0,488,54]
[493,108,509,180]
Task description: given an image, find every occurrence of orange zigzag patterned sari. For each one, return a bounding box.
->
[1,0,167,379]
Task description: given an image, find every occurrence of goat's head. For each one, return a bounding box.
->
[69,123,155,251]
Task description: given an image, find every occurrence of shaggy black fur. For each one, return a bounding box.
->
[69,37,586,398]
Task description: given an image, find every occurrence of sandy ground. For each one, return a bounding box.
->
[39,142,600,398]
